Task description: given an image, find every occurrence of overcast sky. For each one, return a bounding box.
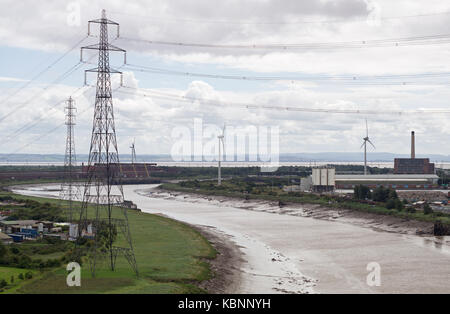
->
[1,0,450,158]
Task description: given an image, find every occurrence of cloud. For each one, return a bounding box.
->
[0,0,450,156]
[0,77,28,82]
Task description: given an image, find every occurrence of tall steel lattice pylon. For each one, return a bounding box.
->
[78,10,138,277]
[60,97,79,223]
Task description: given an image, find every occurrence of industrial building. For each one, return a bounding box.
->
[334,174,439,190]
[311,167,335,192]
[0,220,59,243]
[394,131,435,174]
[311,131,440,191]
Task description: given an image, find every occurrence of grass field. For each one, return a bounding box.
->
[0,190,217,294]
[0,266,37,293]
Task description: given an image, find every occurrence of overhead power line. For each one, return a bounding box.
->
[0,85,93,147]
[0,52,97,124]
[0,35,89,106]
[117,85,450,115]
[123,63,450,85]
[120,33,450,50]
[5,105,91,157]
[109,10,450,25]
[5,85,123,156]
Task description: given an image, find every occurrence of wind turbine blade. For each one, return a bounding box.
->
[365,119,368,137]
[222,138,226,155]
[360,141,366,149]
[368,139,376,149]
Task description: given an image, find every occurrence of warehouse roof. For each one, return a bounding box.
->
[0,232,12,240]
[336,174,438,180]
[0,220,37,226]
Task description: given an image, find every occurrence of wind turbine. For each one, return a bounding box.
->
[130,138,136,164]
[361,119,375,175]
[218,124,225,186]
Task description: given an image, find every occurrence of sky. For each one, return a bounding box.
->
[1,0,450,159]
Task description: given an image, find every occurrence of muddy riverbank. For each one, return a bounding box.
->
[153,187,436,236]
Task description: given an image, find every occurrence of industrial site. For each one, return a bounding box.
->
[0,0,449,302]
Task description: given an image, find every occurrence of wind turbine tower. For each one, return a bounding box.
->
[218,125,225,186]
[361,119,375,175]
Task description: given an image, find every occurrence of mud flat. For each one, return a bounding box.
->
[135,185,450,294]
[151,188,439,236]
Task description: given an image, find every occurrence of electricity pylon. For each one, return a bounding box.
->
[78,10,138,277]
[59,97,80,223]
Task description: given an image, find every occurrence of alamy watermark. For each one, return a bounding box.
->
[66,1,81,27]
[365,0,382,27]
[66,262,81,287]
[171,118,280,172]
[366,262,381,287]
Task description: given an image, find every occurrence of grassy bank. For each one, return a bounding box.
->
[0,189,216,294]
[159,182,450,228]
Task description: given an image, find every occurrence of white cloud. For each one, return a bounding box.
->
[0,0,450,156]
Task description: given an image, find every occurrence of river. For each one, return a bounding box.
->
[12,184,450,294]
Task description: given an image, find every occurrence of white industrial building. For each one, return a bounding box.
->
[311,167,335,192]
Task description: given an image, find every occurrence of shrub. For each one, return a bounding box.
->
[395,199,404,211]
[25,272,33,280]
[0,242,6,259]
[354,185,371,200]
[386,199,396,210]
[407,207,416,214]
[372,186,389,202]
[18,273,24,280]
[423,203,433,215]
[0,279,7,288]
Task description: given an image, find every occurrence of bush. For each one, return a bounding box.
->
[354,185,371,200]
[395,199,404,211]
[423,203,433,215]
[18,273,24,280]
[434,221,450,236]
[386,199,396,209]
[388,189,398,200]
[0,279,7,288]
[25,272,33,280]
[407,207,416,214]
[372,186,390,202]
[0,242,6,259]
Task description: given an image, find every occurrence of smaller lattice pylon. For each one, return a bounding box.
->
[59,97,80,223]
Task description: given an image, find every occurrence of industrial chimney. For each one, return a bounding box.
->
[411,131,415,159]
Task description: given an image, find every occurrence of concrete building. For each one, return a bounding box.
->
[0,220,37,234]
[311,167,335,192]
[335,174,439,190]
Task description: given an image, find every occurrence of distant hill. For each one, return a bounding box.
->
[279,152,450,162]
